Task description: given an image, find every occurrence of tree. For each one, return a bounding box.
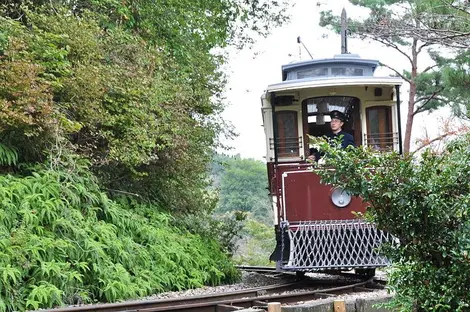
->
[319,0,470,153]
[0,2,294,308]
[311,135,470,311]
[212,155,273,223]
[0,1,291,215]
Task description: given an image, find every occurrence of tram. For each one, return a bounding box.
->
[261,20,403,276]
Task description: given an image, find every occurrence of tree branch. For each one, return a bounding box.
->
[413,131,457,154]
[412,91,444,116]
[414,93,446,105]
[367,35,414,65]
[422,64,439,74]
[417,41,432,54]
[105,188,141,197]
[379,62,411,83]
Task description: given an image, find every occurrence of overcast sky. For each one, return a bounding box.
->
[220,0,446,161]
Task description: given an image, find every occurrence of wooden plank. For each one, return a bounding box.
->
[267,302,281,312]
[334,300,346,312]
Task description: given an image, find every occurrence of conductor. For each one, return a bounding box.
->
[308,110,355,161]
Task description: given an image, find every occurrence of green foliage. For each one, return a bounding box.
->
[310,135,470,311]
[0,0,290,214]
[212,154,273,224]
[233,216,276,266]
[0,3,291,309]
[175,210,247,257]
[0,2,292,310]
[0,143,17,166]
[0,10,207,213]
[0,162,239,311]
[439,50,470,118]
[319,0,467,110]
[209,155,275,265]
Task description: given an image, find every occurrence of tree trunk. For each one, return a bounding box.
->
[403,38,418,154]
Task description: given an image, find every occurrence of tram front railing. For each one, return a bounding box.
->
[364,132,398,152]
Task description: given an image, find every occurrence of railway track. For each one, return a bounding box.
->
[40,269,385,312]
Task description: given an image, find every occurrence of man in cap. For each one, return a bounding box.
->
[308,110,355,161]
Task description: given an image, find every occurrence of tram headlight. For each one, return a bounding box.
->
[330,187,352,208]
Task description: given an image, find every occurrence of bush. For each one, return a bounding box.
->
[232,216,276,266]
[0,156,239,311]
[311,135,470,311]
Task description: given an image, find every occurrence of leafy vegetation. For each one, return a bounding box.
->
[310,135,470,311]
[211,154,275,265]
[0,154,239,311]
[0,0,290,214]
[212,154,273,224]
[0,0,291,310]
[232,217,276,266]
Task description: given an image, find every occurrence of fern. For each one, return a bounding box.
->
[26,282,63,309]
[0,165,240,310]
[0,265,20,285]
[0,144,17,166]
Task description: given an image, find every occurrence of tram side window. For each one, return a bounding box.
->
[331,67,364,76]
[275,111,299,157]
[366,106,393,151]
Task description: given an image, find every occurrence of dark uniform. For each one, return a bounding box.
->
[309,110,355,161]
[325,130,355,149]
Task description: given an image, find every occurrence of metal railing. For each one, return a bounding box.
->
[269,136,303,156]
[364,132,398,152]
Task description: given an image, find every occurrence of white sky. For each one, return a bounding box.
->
[220,0,450,160]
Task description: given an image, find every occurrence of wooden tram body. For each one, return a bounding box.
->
[261,52,403,274]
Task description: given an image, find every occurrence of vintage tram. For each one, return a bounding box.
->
[261,43,404,276]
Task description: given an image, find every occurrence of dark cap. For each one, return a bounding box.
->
[330,110,346,122]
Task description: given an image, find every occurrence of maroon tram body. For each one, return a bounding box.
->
[268,163,367,222]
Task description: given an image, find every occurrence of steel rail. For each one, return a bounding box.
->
[137,278,379,312]
[235,265,278,274]
[39,280,303,312]
[236,265,277,271]
[39,277,382,312]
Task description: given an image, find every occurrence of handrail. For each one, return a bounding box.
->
[364,132,398,151]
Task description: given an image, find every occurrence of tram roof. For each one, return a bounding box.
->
[281,54,379,72]
[265,76,403,94]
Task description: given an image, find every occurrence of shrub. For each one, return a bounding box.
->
[311,135,470,311]
[232,216,276,266]
[0,155,239,311]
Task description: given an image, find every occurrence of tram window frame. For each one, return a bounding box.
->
[275,110,299,157]
[366,106,393,151]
